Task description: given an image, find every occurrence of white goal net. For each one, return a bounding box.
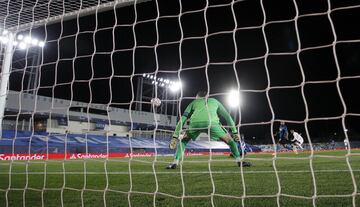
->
[0,0,359,207]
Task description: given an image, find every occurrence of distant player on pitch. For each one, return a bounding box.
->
[290,129,304,154]
[344,138,349,150]
[166,91,251,169]
[273,121,292,155]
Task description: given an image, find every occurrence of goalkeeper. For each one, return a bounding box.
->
[166,91,251,169]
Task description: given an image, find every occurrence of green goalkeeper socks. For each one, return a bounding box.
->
[175,139,189,161]
[174,139,240,161]
[228,140,241,158]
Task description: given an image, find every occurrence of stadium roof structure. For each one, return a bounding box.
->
[4,91,177,128]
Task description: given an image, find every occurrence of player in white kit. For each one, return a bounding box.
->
[290,130,304,154]
[344,138,349,150]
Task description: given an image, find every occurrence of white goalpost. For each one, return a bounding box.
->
[0,0,359,207]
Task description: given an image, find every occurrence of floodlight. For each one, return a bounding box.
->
[227,89,241,108]
[169,81,182,92]
[38,41,45,47]
[24,36,31,43]
[31,38,38,46]
[19,42,27,50]
[0,37,8,44]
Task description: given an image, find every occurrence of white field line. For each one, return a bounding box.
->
[1,169,359,175]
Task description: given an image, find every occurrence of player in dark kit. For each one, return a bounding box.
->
[273,121,293,155]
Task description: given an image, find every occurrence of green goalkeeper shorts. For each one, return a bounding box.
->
[185,122,229,141]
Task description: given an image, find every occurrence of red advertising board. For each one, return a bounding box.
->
[0,151,230,160]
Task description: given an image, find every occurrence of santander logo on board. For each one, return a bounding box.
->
[0,154,45,160]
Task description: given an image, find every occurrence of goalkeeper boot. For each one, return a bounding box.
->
[165,163,177,169]
[237,161,252,167]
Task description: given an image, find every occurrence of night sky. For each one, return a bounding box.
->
[7,0,360,143]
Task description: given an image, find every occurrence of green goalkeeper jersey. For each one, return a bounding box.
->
[173,97,237,138]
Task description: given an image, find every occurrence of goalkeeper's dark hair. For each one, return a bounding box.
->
[196,90,208,98]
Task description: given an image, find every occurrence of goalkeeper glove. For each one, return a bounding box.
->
[232,133,240,142]
[169,137,178,149]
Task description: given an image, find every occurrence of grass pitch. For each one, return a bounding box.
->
[0,150,360,207]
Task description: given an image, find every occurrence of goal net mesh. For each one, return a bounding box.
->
[0,0,359,206]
